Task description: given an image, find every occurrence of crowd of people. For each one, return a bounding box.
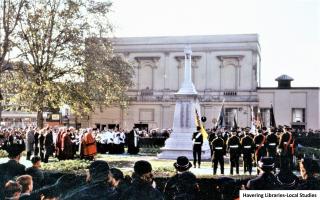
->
[0,125,319,199]
[0,148,319,200]
[199,126,319,176]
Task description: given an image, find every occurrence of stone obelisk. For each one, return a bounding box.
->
[158,46,210,159]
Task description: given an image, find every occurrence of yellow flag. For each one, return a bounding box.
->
[195,109,208,139]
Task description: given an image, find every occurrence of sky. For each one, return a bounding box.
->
[109,0,320,87]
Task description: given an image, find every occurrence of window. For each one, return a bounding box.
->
[224,108,237,129]
[260,108,270,127]
[292,108,305,123]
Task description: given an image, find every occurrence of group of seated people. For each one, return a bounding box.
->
[1,145,319,200]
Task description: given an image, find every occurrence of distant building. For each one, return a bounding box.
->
[78,34,320,130]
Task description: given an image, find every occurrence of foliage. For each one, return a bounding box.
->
[139,147,161,155]
[42,159,90,172]
[0,0,25,70]
[298,146,320,159]
[0,149,8,158]
[1,0,134,127]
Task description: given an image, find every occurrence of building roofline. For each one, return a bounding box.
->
[258,87,320,90]
[111,34,260,44]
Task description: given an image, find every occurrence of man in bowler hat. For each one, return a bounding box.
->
[246,157,279,190]
[164,156,200,200]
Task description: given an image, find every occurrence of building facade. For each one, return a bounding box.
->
[80,34,320,131]
[81,34,261,130]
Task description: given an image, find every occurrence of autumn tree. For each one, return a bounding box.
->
[0,0,26,121]
[3,0,134,128]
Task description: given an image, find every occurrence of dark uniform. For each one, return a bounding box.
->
[227,133,241,175]
[253,133,267,173]
[211,135,226,175]
[241,134,254,175]
[266,132,278,158]
[192,130,203,168]
[208,131,216,158]
[278,131,294,170]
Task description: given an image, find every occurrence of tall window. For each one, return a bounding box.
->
[260,108,270,127]
[225,108,237,129]
[292,108,305,123]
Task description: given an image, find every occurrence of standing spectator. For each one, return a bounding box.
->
[16,175,33,198]
[4,181,22,200]
[25,156,44,190]
[81,128,97,160]
[163,156,200,200]
[127,127,140,154]
[120,160,163,200]
[61,129,74,160]
[44,127,55,163]
[38,131,45,162]
[246,157,279,190]
[26,127,35,160]
[34,129,40,156]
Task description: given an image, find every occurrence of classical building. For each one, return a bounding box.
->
[2,34,319,130]
[79,34,319,131]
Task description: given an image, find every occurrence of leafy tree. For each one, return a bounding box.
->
[0,0,26,120]
[3,0,134,128]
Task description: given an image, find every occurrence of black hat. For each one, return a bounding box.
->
[89,160,110,180]
[6,144,24,158]
[174,156,192,172]
[110,168,124,181]
[258,157,274,170]
[134,160,152,176]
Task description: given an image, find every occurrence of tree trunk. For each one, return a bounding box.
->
[37,110,44,128]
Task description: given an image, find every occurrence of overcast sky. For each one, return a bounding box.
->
[109,0,320,87]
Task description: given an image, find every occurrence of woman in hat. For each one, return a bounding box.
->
[163,156,200,200]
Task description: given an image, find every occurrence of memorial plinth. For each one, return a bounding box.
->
[158,47,210,159]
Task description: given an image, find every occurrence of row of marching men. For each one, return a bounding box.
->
[209,126,295,175]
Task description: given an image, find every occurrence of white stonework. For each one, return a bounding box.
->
[158,47,210,159]
[77,34,320,131]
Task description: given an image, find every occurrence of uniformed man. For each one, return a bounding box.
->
[208,130,216,158]
[211,131,226,175]
[241,129,255,175]
[278,126,295,170]
[253,129,267,174]
[227,129,241,175]
[266,127,278,159]
[192,126,203,168]
[266,127,279,171]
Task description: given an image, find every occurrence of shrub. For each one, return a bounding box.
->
[0,149,8,158]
